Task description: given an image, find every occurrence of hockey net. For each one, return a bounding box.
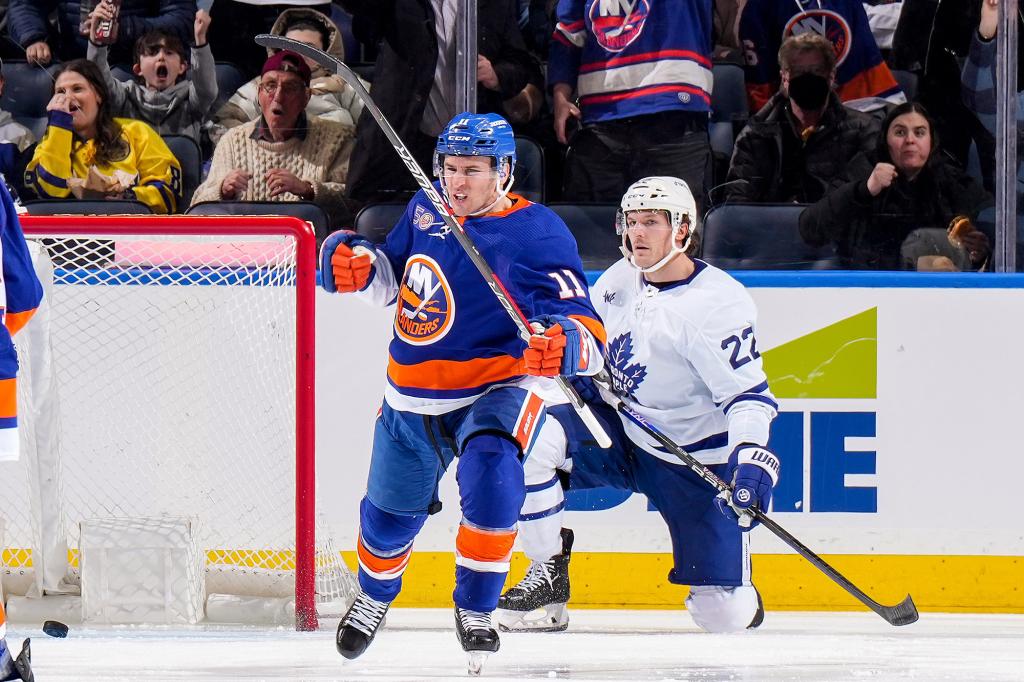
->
[0,215,356,630]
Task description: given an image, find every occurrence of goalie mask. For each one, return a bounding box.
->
[434,112,517,216]
[616,176,697,273]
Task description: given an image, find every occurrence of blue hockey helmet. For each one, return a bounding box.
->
[434,112,517,181]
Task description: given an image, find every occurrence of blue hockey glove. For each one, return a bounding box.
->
[715,444,780,531]
[319,230,376,293]
[524,314,587,377]
[568,375,600,403]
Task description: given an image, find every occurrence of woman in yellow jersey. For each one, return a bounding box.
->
[25,59,182,214]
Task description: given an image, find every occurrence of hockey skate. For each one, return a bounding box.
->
[336,592,390,660]
[0,638,33,682]
[455,607,500,675]
[496,527,572,632]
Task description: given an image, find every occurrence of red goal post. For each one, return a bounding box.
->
[4,214,353,630]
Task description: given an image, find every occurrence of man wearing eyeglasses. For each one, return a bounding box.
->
[191,49,357,231]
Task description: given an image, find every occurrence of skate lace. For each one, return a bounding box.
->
[513,560,555,592]
[458,608,494,632]
[343,594,389,636]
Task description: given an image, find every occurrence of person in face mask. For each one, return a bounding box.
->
[721,33,881,205]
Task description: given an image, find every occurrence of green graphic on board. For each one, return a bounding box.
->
[762,308,877,399]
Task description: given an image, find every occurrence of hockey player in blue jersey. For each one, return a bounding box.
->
[320,112,606,671]
[497,176,779,633]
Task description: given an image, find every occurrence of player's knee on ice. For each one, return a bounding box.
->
[685,584,761,632]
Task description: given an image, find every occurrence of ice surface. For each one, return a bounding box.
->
[8,609,1024,681]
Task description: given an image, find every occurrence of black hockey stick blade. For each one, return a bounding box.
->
[612,395,919,626]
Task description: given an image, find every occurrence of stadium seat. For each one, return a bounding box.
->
[547,203,621,271]
[700,203,840,269]
[891,69,918,101]
[185,200,331,243]
[213,62,249,113]
[161,135,203,206]
[0,60,61,140]
[354,202,407,243]
[710,63,749,157]
[23,199,154,215]
[513,136,544,203]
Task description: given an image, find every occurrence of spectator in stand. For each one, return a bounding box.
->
[190,50,356,228]
[962,0,1020,180]
[714,0,746,63]
[339,0,542,204]
[0,58,35,185]
[723,33,879,204]
[549,0,712,208]
[7,0,195,66]
[962,0,1023,267]
[207,7,363,146]
[25,59,183,213]
[894,0,1014,175]
[739,0,904,114]
[205,0,332,79]
[799,102,992,270]
[86,6,216,148]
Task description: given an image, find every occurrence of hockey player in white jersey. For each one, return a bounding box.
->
[497,176,780,633]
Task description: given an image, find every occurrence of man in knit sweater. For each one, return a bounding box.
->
[190,50,357,229]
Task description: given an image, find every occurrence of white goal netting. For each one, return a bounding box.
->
[0,218,357,628]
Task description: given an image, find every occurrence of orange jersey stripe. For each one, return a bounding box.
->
[356,536,411,576]
[455,525,517,563]
[4,309,37,336]
[0,378,16,419]
[838,62,900,103]
[513,391,545,451]
[388,354,523,391]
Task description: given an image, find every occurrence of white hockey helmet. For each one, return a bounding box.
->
[615,176,697,273]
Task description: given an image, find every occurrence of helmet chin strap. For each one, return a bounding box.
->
[621,225,692,274]
[467,171,516,217]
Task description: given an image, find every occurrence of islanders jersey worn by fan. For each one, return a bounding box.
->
[0,179,42,462]
[594,257,776,465]
[548,0,713,123]
[351,187,605,415]
[740,0,905,112]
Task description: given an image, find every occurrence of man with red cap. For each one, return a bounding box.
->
[190,49,357,234]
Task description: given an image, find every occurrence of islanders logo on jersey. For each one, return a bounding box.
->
[607,332,647,399]
[395,254,454,346]
[784,10,852,67]
[590,0,650,53]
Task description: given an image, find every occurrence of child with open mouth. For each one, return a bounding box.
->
[85,1,217,150]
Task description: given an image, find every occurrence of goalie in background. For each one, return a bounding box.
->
[0,170,43,682]
[497,176,779,634]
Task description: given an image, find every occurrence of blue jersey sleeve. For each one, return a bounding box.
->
[506,217,605,347]
[1,181,42,336]
[548,0,586,88]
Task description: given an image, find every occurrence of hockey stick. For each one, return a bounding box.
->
[596,376,919,627]
[256,34,612,448]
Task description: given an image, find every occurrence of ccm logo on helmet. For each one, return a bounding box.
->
[395,255,455,345]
